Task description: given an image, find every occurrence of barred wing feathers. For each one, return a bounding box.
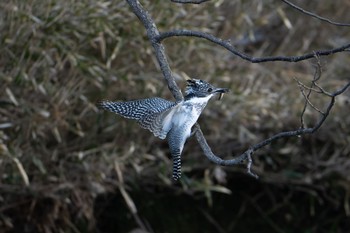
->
[137,104,179,139]
[98,97,177,139]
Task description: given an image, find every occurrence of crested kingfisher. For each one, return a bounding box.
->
[98,79,229,180]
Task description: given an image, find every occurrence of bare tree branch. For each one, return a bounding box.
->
[157,30,350,63]
[195,80,350,176]
[126,0,183,102]
[171,0,210,4]
[296,60,323,128]
[280,0,350,27]
[125,0,350,178]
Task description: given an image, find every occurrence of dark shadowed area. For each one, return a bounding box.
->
[0,0,349,232]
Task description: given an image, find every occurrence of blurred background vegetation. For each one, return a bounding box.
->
[0,0,349,232]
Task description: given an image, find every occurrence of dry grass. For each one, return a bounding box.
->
[0,0,349,232]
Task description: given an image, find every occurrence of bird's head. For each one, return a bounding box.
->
[185,79,229,100]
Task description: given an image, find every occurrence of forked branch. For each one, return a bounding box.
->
[157,30,350,63]
[195,61,349,177]
[125,0,350,178]
[126,0,183,102]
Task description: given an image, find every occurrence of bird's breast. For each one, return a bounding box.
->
[163,97,210,140]
[171,102,206,129]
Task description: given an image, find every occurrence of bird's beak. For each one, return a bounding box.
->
[214,88,229,94]
[214,88,229,100]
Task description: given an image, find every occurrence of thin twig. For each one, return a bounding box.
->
[280,0,350,27]
[293,79,329,95]
[171,0,210,4]
[157,30,350,63]
[247,151,259,179]
[294,66,324,128]
[314,82,333,96]
[297,79,308,128]
[298,60,325,122]
[298,85,325,115]
[194,81,350,174]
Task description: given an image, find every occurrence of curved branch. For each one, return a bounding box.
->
[126,0,183,101]
[125,0,350,178]
[157,30,350,63]
[280,0,350,27]
[171,0,210,4]
[195,81,350,176]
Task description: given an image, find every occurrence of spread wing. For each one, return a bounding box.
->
[98,97,177,139]
[138,104,180,139]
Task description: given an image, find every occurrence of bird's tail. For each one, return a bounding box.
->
[172,152,182,181]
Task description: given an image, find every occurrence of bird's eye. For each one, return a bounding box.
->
[207,88,213,92]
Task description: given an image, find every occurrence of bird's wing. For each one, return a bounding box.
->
[98,97,177,139]
[137,103,179,139]
[97,97,175,120]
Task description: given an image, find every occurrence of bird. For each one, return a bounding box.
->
[97,78,229,180]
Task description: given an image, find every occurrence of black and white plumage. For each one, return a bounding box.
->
[98,79,229,180]
[98,97,176,139]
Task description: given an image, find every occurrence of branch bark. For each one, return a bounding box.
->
[126,0,183,102]
[157,30,350,63]
[171,0,210,4]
